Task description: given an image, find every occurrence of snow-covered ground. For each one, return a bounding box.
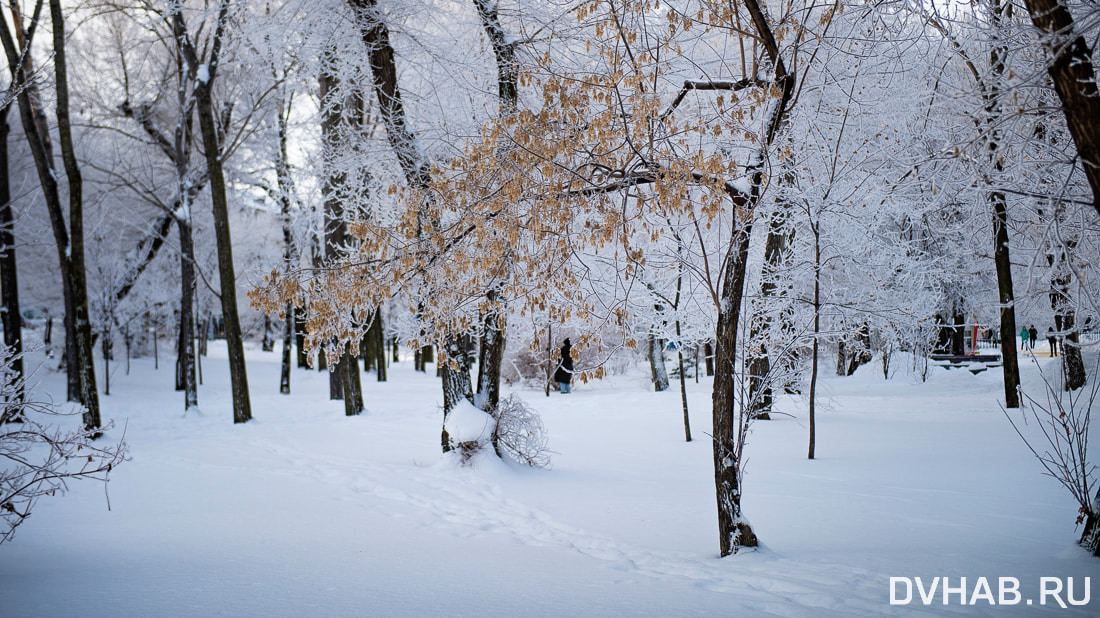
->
[2,340,1099,616]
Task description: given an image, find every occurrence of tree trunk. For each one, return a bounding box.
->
[986,0,1021,408]
[329,353,344,400]
[1080,490,1100,556]
[992,193,1020,406]
[261,315,274,352]
[52,0,99,431]
[440,336,474,452]
[710,0,792,556]
[280,306,292,394]
[676,321,691,442]
[373,311,386,382]
[0,101,23,413]
[1049,245,1086,390]
[648,331,669,392]
[276,91,295,395]
[836,338,847,376]
[846,323,872,376]
[295,308,308,368]
[704,341,714,376]
[476,307,505,411]
[174,0,251,423]
[809,222,821,460]
[747,174,794,419]
[711,221,758,556]
[1,2,100,431]
[178,220,198,410]
[1020,0,1100,218]
[339,348,363,416]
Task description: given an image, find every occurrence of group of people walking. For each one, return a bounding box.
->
[1020,325,1061,356]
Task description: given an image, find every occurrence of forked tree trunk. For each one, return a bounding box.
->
[171,1,251,423]
[709,0,794,556]
[1,2,100,431]
[472,0,517,415]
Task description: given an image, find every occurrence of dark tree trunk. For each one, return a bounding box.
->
[52,0,99,431]
[371,309,386,382]
[339,348,363,415]
[1,2,100,431]
[295,308,308,368]
[440,336,474,451]
[710,0,792,556]
[171,1,250,423]
[318,68,364,409]
[329,352,343,400]
[1080,491,1100,556]
[986,0,1021,408]
[476,293,505,411]
[677,321,691,442]
[178,220,197,410]
[992,194,1020,405]
[0,101,23,413]
[1021,0,1100,218]
[470,0,516,415]
[951,306,965,356]
[280,307,292,394]
[361,334,373,372]
[704,341,714,376]
[809,221,821,460]
[261,315,274,351]
[276,91,295,395]
[836,338,847,376]
[711,221,758,556]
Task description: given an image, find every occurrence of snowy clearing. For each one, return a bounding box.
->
[1,342,1098,617]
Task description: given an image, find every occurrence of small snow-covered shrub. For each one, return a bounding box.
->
[443,400,495,466]
[492,395,551,469]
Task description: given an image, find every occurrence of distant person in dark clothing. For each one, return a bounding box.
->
[554,338,573,394]
[1047,328,1059,356]
[1028,325,1038,350]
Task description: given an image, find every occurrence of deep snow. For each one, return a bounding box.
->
[1,339,1098,616]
